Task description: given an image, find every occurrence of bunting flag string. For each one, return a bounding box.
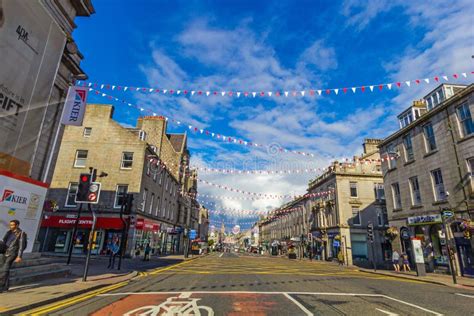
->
[78,70,472,99]
[192,180,334,199]
[91,89,318,158]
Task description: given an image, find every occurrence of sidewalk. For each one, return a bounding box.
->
[0,254,188,314]
[358,267,474,289]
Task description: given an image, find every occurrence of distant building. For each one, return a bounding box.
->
[38,104,198,257]
[198,206,209,241]
[379,84,474,276]
[306,139,388,266]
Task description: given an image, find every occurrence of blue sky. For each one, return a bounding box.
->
[74,0,473,230]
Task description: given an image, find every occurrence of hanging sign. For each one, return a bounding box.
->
[61,86,88,126]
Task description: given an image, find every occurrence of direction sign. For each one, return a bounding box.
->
[189,229,197,240]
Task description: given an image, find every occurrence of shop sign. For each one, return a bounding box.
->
[135,218,160,231]
[41,215,123,229]
[407,214,442,226]
[311,231,321,238]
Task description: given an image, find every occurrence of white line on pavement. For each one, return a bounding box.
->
[455,293,474,298]
[375,308,399,315]
[97,291,442,315]
[219,253,224,258]
[283,293,313,316]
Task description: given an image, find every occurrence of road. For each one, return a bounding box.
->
[25,252,474,315]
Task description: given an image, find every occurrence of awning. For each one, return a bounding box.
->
[41,215,123,229]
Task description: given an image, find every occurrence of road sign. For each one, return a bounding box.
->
[442,210,454,218]
[189,229,197,240]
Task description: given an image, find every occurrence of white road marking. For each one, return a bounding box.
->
[375,308,399,315]
[98,291,442,315]
[455,293,474,298]
[219,253,224,258]
[283,293,313,316]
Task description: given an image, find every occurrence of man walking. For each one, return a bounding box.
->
[0,220,27,292]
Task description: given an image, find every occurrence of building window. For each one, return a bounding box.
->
[74,150,88,168]
[83,127,92,137]
[457,103,474,137]
[403,133,414,161]
[149,193,154,214]
[386,143,397,169]
[159,172,163,185]
[374,183,385,200]
[139,130,146,141]
[468,157,474,176]
[352,208,361,226]
[377,212,383,227]
[409,177,422,206]
[114,185,128,208]
[431,169,446,201]
[350,182,358,197]
[121,152,134,169]
[162,200,166,217]
[65,182,78,207]
[392,183,402,209]
[142,189,148,212]
[423,123,437,152]
[165,176,169,191]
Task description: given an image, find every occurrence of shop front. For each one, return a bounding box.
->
[405,214,449,272]
[133,217,160,257]
[39,214,124,255]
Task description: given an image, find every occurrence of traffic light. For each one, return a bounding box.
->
[367,223,374,243]
[75,173,101,204]
[76,173,91,202]
[123,194,134,214]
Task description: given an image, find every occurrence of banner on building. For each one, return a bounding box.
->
[61,86,88,126]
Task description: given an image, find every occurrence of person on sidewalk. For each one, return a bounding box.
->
[0,220,27,293]
[337,250,344,266]
[402,252,411,272]
[143,243,151,261]
[107,238,120,269]
[392,250,400,272]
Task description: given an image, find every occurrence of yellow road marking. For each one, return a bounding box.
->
[24,281,129,316]
[149,258,197,275]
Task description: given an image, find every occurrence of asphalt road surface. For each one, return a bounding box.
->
[25,252,474,315]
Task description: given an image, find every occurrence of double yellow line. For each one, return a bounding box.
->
[23,281,129,316]
[21,258,199,315]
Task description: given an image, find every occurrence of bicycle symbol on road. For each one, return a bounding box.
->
[124,292,214,316]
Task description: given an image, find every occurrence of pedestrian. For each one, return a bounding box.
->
[107,238,120,269]
[307,244,312,261]
[143,243,151,261]
[337,250,344,266]
[0,220,27,293]
[392,250,400,272]
[402,252,411,272]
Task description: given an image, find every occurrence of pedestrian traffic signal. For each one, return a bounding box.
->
[76,173,91,202]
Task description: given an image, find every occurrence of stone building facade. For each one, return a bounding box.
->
[306,139,389,266]
[260,140,389,266]
[379,84,474,277]
[38,104,198,257]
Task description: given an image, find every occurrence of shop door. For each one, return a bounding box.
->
[456,238,474,277]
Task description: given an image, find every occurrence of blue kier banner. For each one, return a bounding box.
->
[61,86,88,126]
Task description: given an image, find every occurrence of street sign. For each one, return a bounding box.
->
[333,240,340,247]
[442,210,454,218]
[189,229,197,240]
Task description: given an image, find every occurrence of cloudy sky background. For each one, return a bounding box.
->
[76,0,474,231]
